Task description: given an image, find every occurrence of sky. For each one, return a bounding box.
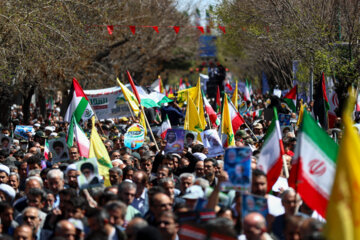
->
[175,0,222,25]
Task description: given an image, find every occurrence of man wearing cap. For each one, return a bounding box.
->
[253,123,264,139]
[0,164,10,184]
[182,185,204,210]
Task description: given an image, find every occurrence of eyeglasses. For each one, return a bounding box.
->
[157,220,173,226]
[155,203,172,208]
[23,216,37,220]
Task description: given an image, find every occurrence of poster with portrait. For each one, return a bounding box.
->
[76,158,104,189]
[0,134,13,153]
[241,193,268,220]
[48,137,69,163]
[14,125,34,140]
[280,125,294,137]
[164,129,185,154]
[278,114,291,126]
[222,147,252,192]
[184,131,197,147]
[200,129,224,157]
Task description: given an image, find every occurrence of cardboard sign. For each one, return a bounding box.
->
[76,158,104,189]
[49,137,69,163]
[242,193,268,220]
[201,129,224,157]
[222,147,252,192]
[14,125,34,140]
[124,124,145,150]
[164,129,185,153]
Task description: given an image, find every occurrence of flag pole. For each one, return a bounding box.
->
[140,105,160,152]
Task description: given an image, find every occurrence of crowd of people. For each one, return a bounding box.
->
[0,90,327,240]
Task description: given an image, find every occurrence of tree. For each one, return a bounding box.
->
[0,0,196,124]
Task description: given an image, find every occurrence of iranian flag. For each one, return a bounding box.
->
[64,78,94,123]
[67,116,90,158]
[44,139,50,160]
[252,109,263,120]
[284,85,297,112]
[157,115,171,139]
[356,91,360,112]
[227,95,245,133]
[179,78,186,90]
[244,79,251,101]
[257,107,285,192]
[288,110,337,218]
[203,92,220,127]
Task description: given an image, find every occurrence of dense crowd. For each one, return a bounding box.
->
[0,93,326,240]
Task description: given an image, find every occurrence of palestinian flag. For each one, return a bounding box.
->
[284,85,297,112]
[257,107,285,192]
[67,116,90,158]
[313,73,330,129]
[64,78,94,123]
[44,139,50,160]
[244,79,251,101]
[289,110,337,218]
[203,92,220,127]
[135,86,172,108]
[157,115,171,139]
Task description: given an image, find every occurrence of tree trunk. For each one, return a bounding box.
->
[0,85,13,127]
[22,86,35,125]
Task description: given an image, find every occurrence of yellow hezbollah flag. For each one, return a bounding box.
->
[221,94,235,146]
[194,78,207,129]
[184,93,203,136]
[231,80,238,110]
[296,100,304,126]
[177,87,197,106]
[325,88,360,240]
[139,110,147,136]
[117,78,140,116]
[89,116,113,186]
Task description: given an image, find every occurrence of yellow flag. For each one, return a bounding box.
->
[140,111,147,137]
[89,117,113,186]
[194,78,207,129]
[184,93,203,135]
[231,81,238,110]
[296,100,304,126]
[325,88,360,240]
[177,87,197,106]
[117,78,140,116]
[221,94,235,146]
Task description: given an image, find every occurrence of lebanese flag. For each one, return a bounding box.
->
[64,78,94,123]
[257,107,284,192]
[227,96,245,133]
[284,85,297,112]
[157,115,171,139]
[244,79,251,101]
[44,139,50,160]
[67,116,90,158]
[288,110,337,218]
[203,92,220,127]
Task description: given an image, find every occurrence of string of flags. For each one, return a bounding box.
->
[87,25,227,35]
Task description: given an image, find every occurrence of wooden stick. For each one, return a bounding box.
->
[140,106,160,152]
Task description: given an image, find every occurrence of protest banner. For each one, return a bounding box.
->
[201,129,224,157]
[222,147,252,191]
[14,125,34,140]
[124,124,145,150]
[84,86,132,120]
[76,158,104,189]
[48,137,69,163]
[242,193,269,220]
[164,129,185,153]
